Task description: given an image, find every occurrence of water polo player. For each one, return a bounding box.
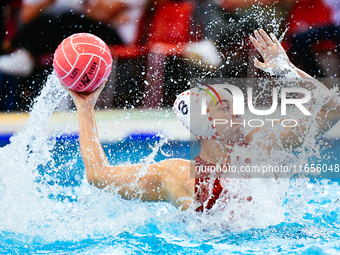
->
[66,29,340,211]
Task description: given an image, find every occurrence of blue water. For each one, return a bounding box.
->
[1,74,340,254]
[1,136,340,254]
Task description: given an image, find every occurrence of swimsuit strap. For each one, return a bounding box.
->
[194,141,247,212]
[195,177,223,212]
[194,155,226,212]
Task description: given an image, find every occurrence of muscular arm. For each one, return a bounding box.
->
[249,29,340,151]
[68,85,194,208]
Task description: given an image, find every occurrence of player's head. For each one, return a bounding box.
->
[173,85,244,143]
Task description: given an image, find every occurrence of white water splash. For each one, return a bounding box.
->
[0,73,136,241]
[0,73,68,233]
[0,5,339,247]
[0,73,186,243]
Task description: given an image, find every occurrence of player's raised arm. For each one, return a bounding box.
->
[66,85,159,196]
[66,84,194,209]
[54,33,194,209]
[249,29,340,150]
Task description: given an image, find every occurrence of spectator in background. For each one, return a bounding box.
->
[0,0,126,77]
[0,0,22,111]
[113,0,148,45]
[186,0,254,77]
[186,0,292,78]
[0,0,21,55]
[288,0,340,77]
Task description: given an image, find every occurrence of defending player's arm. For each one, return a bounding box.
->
[249,29,340,151]
[67,85,194,208]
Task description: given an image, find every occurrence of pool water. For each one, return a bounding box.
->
[1,136,340,254]
[1,74,340,254]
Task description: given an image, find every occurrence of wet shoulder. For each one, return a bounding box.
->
[159,159,195,201]
[158,158,191,172]
[158,158,192,184]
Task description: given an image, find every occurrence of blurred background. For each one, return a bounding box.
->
[1,0,340,111]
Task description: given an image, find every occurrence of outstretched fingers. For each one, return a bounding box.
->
[259,29,274,46]
[249,35,264,54]
[251,29,278,50]
[249,34,265,69]
[250,29,274,55]
[250,29,291,72]
[270,32,286,51]
[269,32,279,44]
[254,30,268,48]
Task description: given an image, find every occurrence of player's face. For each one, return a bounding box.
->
[208,91,244,142]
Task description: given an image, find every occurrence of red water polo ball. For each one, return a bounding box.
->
[53,33,112,92]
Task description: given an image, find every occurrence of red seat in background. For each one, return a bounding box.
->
[282,0,334,51]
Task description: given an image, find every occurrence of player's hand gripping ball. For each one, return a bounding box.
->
[53,33,112,92]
